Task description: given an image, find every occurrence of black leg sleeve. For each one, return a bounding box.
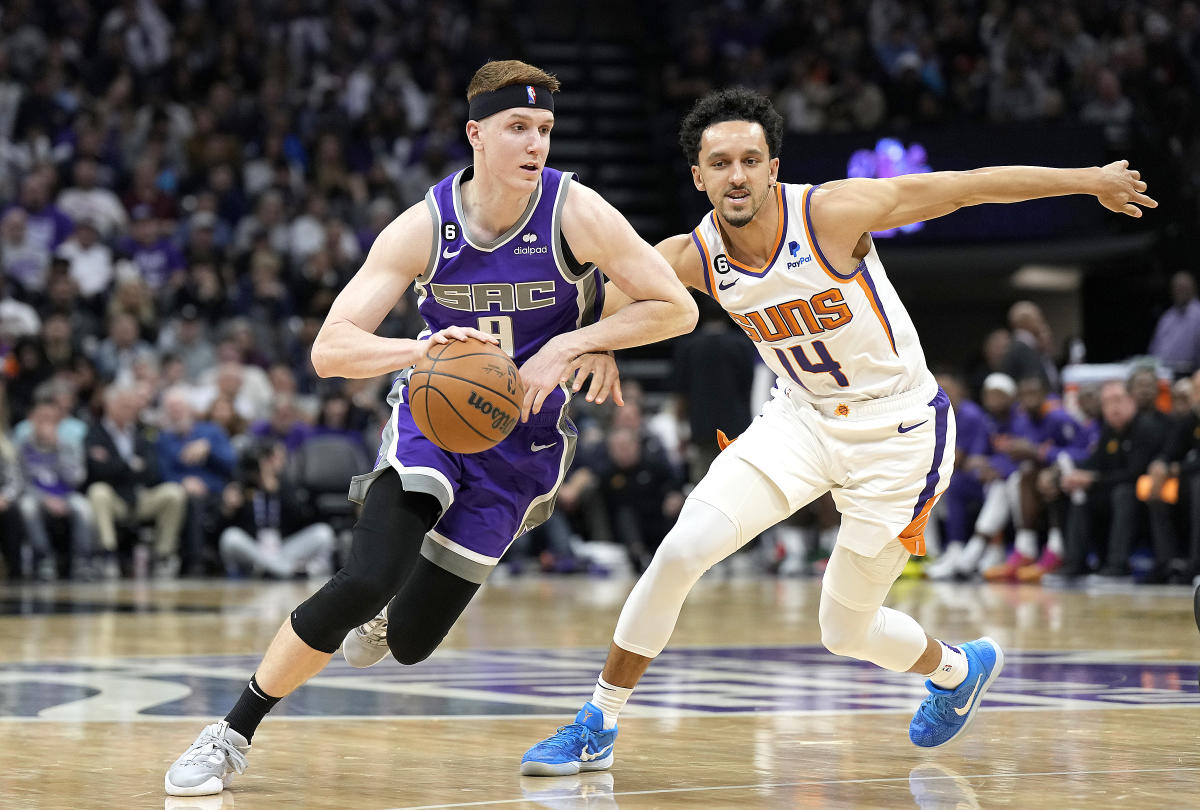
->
[386,556,481,665]
[290,472,441,653]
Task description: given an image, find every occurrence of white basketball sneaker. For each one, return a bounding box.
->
[165,721,249,796]
[341,600,392,668]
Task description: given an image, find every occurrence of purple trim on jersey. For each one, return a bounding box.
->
[912,387,951,521]
[691,230,715,297]
[858,267,898,355]
[804,185,859,281]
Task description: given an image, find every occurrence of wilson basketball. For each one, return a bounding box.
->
[408,339,525,453]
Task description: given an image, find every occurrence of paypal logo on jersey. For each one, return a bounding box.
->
[786,240,812,269]
[515,232,548,255]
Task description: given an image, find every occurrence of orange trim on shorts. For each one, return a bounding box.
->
[898,492,942,556]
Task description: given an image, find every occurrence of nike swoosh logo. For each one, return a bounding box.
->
[442,246,463,259]
[579,743,612,762]
[953,675,983,716]
[718,279,738,290]
[531,442,557,452]
[897,420,928,434]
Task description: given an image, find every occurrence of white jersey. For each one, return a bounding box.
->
[693,182,929,405]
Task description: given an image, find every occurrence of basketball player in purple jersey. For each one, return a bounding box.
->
[165,60,697,797]
[523,88,1156,775]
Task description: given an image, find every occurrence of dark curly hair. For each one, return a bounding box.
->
[678,88,784,166]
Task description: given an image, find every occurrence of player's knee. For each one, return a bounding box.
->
[387,624,444,666]
[290,567,398,653]
[818,601,872,659]
[650,499,739,580]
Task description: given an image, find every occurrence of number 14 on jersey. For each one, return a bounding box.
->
[774,341,849,387]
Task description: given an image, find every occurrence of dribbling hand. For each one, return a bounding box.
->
[1096,160,1157,217]
[425,326,500,353]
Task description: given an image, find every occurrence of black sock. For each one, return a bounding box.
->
[224,673,281,742]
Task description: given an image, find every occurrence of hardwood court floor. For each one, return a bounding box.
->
[1,572,1198,809]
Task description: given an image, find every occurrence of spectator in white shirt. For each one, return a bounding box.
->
[56,159,128,239]
[56,219,115,301]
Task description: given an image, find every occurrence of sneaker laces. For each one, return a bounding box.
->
[180,724,248,775]
[916,689,957,724]
[356,612,389,647]
[536,723,588,756]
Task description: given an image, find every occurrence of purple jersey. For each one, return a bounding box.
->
[1025,405,1087,464]
[352,167,603,580]
[415,166,604,419]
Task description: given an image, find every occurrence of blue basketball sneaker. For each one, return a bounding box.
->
[909,637,1005,748]
[521,702,618,776]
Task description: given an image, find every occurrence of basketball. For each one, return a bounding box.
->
[408,339,525,453]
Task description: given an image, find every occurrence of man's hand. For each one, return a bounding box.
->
[423,326,500,354]
[180,438,211,465]
[566,352,624,406]
[222,482,245,512]
[518,335,575,422]
[1061,469,1096,492]
[181,475,209,498]
[1096,160,1158,218]
[42,495,68,517]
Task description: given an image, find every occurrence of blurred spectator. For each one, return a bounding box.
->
[158,387,235,575]
[157,305,216,380]
[56,158,127,239]
[0,272,40,340]
[7,172,72,256]
[1059,379,1167,578]
[13,378,87,449]
[93,311,154,381]
[249,395,314,453]
[673,295,757,483]
[1148,271,1200,376]
[17,398,92,580]
[1,207,49,296]
[118,207,185,295]
[1004,301,1059,392]
[0,407,24,580]
[85,386,186,579]
[313,392,369,456]
[982,375,1087,582]
[56,220,115,303]
[968,328,1011,400]
[217,440,334,578]
[587,426,685,573]
[928,372,1021,580]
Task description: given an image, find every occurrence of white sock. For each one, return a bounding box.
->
[1047,527,1064,556]
[1014,529,1038,560]
[591,676,632,730]
[925,641,969,689]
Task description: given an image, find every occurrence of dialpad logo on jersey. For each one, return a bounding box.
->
[468,391,516,433]
[4,646,1198,720]
[515,232,548,255]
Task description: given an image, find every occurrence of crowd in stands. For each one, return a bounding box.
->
[1,2,1198,585]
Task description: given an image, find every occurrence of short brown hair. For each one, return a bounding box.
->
[466,60,560,101]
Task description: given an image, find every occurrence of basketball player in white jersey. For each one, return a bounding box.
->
[522,88,1156,774]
